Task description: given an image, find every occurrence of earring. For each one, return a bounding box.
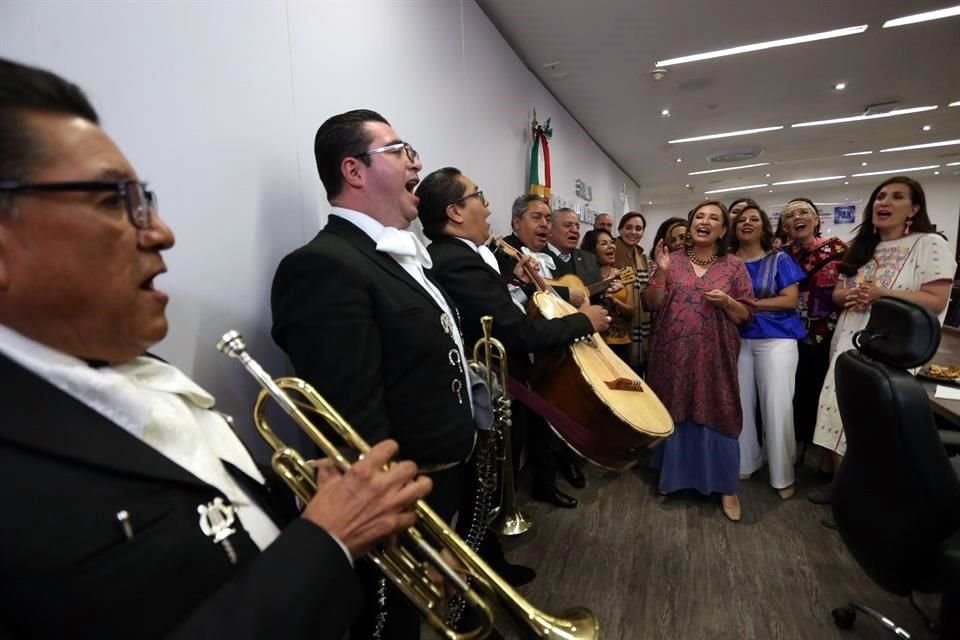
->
[873,225,878,235]
[905,218,913,236]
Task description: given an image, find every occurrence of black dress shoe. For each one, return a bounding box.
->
[559,462,586,489]
[531,485,578,508]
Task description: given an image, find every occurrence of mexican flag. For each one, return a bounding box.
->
[528,113,552,198]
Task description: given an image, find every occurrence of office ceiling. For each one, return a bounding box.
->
[476,0,960,206]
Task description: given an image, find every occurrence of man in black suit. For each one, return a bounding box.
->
[271,111,480,638]
[430,183,610,505]
[547,207,603,289]
[0,59,429,640]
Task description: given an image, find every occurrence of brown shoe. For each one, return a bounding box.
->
[777,485,796,500]
[721,495,742,522]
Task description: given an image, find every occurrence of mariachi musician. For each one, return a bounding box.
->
[417,171,612,508]
[545,207,604,297]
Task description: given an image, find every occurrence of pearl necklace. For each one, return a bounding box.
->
[686,246,718,266]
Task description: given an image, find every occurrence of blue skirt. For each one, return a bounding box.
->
[650,419,740,496]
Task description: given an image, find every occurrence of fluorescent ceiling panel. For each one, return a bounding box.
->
[704,183,769,194]
[669,126,783,144]
[851,165,940,177]
[883,5,960,28]
[792,106,937,128]
[687,162,770,175]
[657,25,868,66]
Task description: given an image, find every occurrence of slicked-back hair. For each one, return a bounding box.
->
[416,166,465,239]
[511,193,549,222]
[0,58,99,208]
[839,176,935,277]
[313,109,389,201]
[686,200,731,254]
[728,205,775,253]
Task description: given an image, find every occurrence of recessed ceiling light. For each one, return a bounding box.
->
[661,108,671,117]
[648,200,654,205]
[880,138,960,152]
[765,173,771,177]
[844,181,850,184]
[768,189,774,193]
[656,25,868,66]
[676,158,683,163]
[687,162,770,175]
[922,124,932,131]
[771,176,846,186]
[669,126,783,144]
[843,150,873,156]
[951,101,960,107]
[792,105,938,128]
[851,164,940,177]
[934,171,941,175]
[685,183,691,188]
[883,5,960,28]
[543,61,561,68]
[861,162,868,166]
[551,72,569,79]
[834,82,847,91]
[703,183,769,194]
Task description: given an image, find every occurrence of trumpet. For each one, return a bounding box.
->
[469,316,532,537]
[217,331,599,640]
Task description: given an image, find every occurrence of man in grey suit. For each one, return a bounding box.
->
[547,207,603,292]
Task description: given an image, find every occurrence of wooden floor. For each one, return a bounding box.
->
[496,459,939,640]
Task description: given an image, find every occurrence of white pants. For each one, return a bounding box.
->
[737,338,799,489]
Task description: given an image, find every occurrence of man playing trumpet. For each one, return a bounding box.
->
[0,58,429,639]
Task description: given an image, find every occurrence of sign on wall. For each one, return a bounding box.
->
[834,205,856,224]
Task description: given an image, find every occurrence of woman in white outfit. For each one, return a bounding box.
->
[730,205,807,499]
[813,176,956,473]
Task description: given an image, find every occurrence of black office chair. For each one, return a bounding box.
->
[832,297,960,638]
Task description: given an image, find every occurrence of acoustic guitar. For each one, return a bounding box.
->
[491,236,674,469]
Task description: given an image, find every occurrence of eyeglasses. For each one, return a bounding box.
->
[0,180,158,229]
[357,141,420,164]
[449,190,488,208]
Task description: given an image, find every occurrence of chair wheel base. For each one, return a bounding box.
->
[833,606,857,630]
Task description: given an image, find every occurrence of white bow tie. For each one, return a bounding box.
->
[520,246,556,272]
[376,227,433,269]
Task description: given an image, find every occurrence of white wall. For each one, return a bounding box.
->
[0,0,640,452]
[638,175,960,255]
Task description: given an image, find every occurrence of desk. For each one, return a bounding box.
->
[924,326,960,426]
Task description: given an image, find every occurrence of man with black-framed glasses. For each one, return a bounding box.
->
[417,167,611,512]
[0,59,429,640]
[271,110,480,640]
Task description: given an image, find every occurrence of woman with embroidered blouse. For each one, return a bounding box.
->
[644,201,753,522]
[730,205,806,500]
[780,198,846,463]
[813,177,956,478]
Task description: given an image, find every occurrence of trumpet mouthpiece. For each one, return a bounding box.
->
[217,330,246,357]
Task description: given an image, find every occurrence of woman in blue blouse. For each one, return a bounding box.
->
[730,205,806,499]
